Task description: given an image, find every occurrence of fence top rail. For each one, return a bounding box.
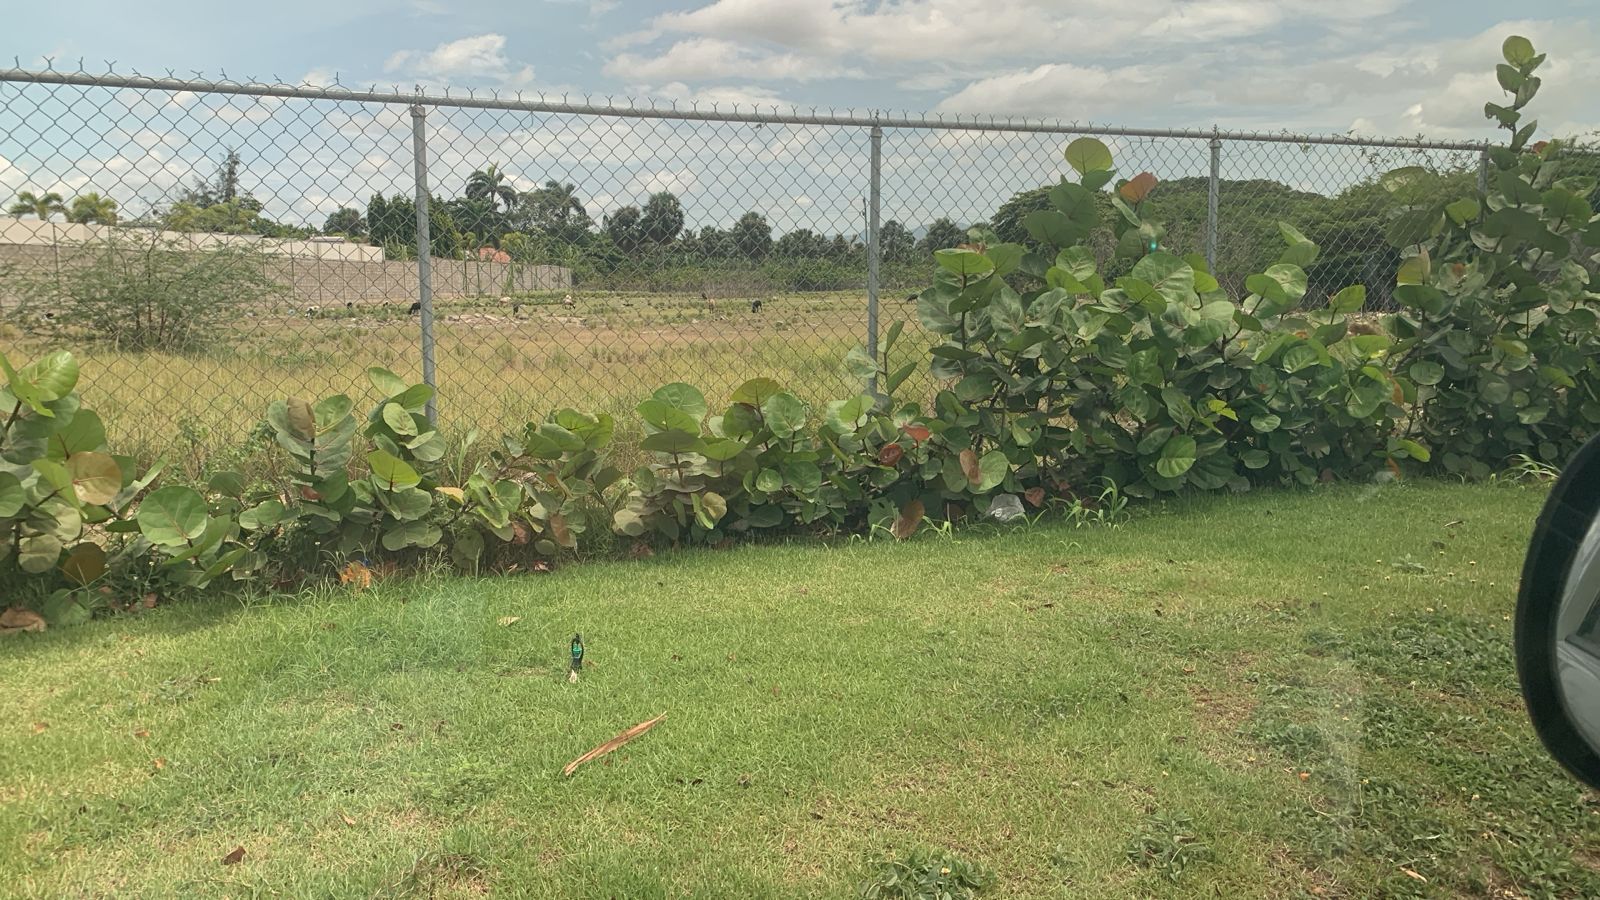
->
[0,65,1490,153]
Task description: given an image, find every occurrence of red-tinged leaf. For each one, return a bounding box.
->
[550,513,576,550]
[338,560,373,589]
[903,424,931,443]
[32,721,47,734]
[892,499,924,540]
[221,846,245,866]
[1119,171,1158,203]
[340,811,357,827]
[960,449,982,485]
[1024,487,1046,508]
[511,520,530,546]
[298,485,322,501]
[1386,457,1403,479]
[152,757,167,771]
[877,443,904,466]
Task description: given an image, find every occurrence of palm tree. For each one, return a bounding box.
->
[464,164,517,213]
[8,190,67,220]
[67,192,119,225]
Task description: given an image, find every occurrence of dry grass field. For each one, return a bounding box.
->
[0,289,928,475]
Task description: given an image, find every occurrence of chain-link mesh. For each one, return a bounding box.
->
[0,66,1487,466]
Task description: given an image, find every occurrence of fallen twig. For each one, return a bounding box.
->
[562,713,667,777]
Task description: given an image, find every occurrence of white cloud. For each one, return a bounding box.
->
[384,34,535,88]
[606,37,856,84]
[931,19,1600,139]
[650,81,793,109]
[630,169,700,196]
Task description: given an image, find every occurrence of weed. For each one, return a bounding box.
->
[858,848,992,900]
[1124,812,1214,882]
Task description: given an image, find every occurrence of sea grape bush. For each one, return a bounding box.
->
[2,35,1595,625]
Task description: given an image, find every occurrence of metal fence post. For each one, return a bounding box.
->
[1206,130,1221,273]
[1477,147,1491,195]
[866,120,882,396]
[410,102,438,424]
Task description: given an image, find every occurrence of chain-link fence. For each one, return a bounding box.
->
[0,65,1488,466]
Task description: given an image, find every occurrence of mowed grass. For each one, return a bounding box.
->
[0,289,928,474]
[4,482,1599,898]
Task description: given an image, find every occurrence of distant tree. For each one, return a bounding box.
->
[8,190,66,220]
[603,206,645,254]
[639,191,685,248]
[465,164,518,213]
[181,149,246,208]
[775,228,829,259]
[66,193,119,225]
[879,219,915,262]
[322,206,365,237]
[512,180,593,246]
[446,196,501,244]
[365,193,463,259]
[916,217,965,254]
[730,211,772,259]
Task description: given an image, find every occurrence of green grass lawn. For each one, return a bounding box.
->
[4,481,1598,898]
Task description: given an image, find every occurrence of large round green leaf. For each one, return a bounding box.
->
[652,382,708,419]
[19,351,79,401]
[934,248,994,278]
[368,366,409,397]
[1410,361,1445,386]
[67,451,123,506]
[238,499,287,531]
[138,486,208,547]
[0,472,23,518]
[762,392,807,437]
[1155,434,1198,479]
[636,399,700,433]
[49,410,105,460]
[1502,35,1535,66]
[1064,137,1113,175]
[366,450,421,490]
[18,533,63,574]
[731,377,784,407]
[640,429,703,454]
[381,402,418,437]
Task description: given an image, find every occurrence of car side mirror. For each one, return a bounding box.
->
[1516,432,1600,791]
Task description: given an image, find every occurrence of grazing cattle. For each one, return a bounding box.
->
[707,298,716,311]
[304,306,320,319]
[699,292,708,301]
[750,299,763,313]
[408,301,422,314]
[905,293,918,303]
[562,294,574,308]
[346,301,355,311]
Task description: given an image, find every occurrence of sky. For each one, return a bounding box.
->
[3,1,1599,235]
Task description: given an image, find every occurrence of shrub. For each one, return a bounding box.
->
[18,231,284,352]
[1378,35,1600,476]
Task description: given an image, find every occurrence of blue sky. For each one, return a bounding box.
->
[3,1,1598,234]
[9,0,1598,135]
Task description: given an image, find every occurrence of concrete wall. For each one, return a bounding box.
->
[0,216,385,262]
[0,240,571,309]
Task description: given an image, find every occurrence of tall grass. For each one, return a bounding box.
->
[0,289,929,476]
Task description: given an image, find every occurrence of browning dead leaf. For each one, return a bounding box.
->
[497,616,522,627]
[549,513,577,550]
[340,811,357,827]
[32,721,47,734]
[903,424,931,443]
[511,519,531,545]
[0,607,47,635]
[141,593,158,609]
[563,713,667,777]
[959,449,982,485]
[133,728,150,739]
[1119,171,1159,203]
[151,757,166,771]
[434,486,465,503]
[1024,486,1046,508]
[892,499,925,540]
[286,397,315,441]
[877,443,904,466]
[628,541,654,560]
[339,560,374,590]
[221,845,245,866]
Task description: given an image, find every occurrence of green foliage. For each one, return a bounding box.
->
[1125,812,1214,882]
[857,848,992,900]
[1378,34,1600,476]
[17,231,286,352]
